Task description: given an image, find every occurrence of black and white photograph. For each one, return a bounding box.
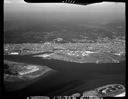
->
[3,0,126,98]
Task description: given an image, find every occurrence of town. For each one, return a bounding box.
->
[4,37,125,63]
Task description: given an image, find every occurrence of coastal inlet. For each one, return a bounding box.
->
[4,60,56,91]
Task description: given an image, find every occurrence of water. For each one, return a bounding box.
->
[4,54,125,96]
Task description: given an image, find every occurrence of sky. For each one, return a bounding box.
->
[4,0,125,24]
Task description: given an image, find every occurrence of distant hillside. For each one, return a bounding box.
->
[4,19,125,43]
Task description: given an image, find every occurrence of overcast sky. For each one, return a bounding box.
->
[4,0,125,24]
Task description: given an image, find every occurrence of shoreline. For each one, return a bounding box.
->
[4,69,56,92]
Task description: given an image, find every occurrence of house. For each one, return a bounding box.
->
[10,52,19,55]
